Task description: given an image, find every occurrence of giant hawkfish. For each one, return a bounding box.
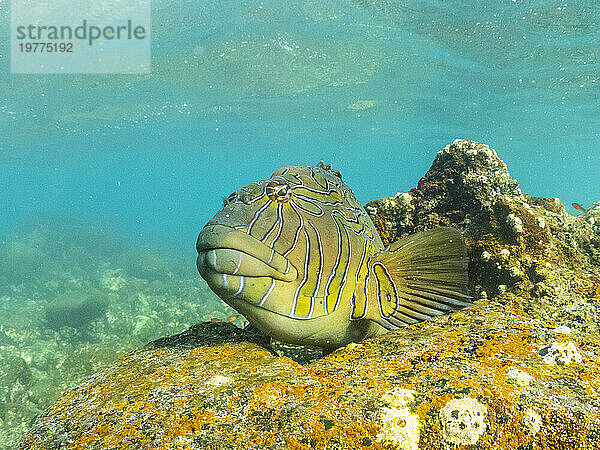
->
[196,162,471,349]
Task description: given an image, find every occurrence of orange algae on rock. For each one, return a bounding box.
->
[20,299,600,449]
[21,140,600,449]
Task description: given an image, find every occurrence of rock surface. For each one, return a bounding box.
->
[21,140,600,449]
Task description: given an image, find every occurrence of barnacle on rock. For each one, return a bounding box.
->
[377,388,419,450]
[539,342,583,365]
[439,397,487,446]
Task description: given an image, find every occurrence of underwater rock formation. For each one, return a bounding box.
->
[367,139,600,335]
[21,140,600,449]
[44,291,109,332]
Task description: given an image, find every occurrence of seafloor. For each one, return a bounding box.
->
[0,222,238,448]
[9,140,600,449]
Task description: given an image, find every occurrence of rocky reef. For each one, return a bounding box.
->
[20,140,600,449]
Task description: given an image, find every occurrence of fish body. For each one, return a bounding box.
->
[197,162,471,349]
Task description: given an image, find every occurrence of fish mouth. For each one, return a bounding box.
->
[196,224,298,281]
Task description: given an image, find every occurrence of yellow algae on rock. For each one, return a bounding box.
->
[439,397,487,446]
[377,388,420,450]
[18,277,600,449]
[206,375,233,388]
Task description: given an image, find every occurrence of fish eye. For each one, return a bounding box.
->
[267,183,292,203]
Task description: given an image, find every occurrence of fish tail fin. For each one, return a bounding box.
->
[360,227,472,330]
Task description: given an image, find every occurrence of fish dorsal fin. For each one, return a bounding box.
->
[361,227,472,330]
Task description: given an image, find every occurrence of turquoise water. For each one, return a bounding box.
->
[1,0,599,445]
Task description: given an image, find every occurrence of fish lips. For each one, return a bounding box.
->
[196,224,298,282]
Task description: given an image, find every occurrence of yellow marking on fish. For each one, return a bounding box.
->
[372,262,399,318]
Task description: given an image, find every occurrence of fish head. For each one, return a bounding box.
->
[196,162,383,343]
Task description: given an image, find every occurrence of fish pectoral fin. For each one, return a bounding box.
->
[364,227,472,330]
